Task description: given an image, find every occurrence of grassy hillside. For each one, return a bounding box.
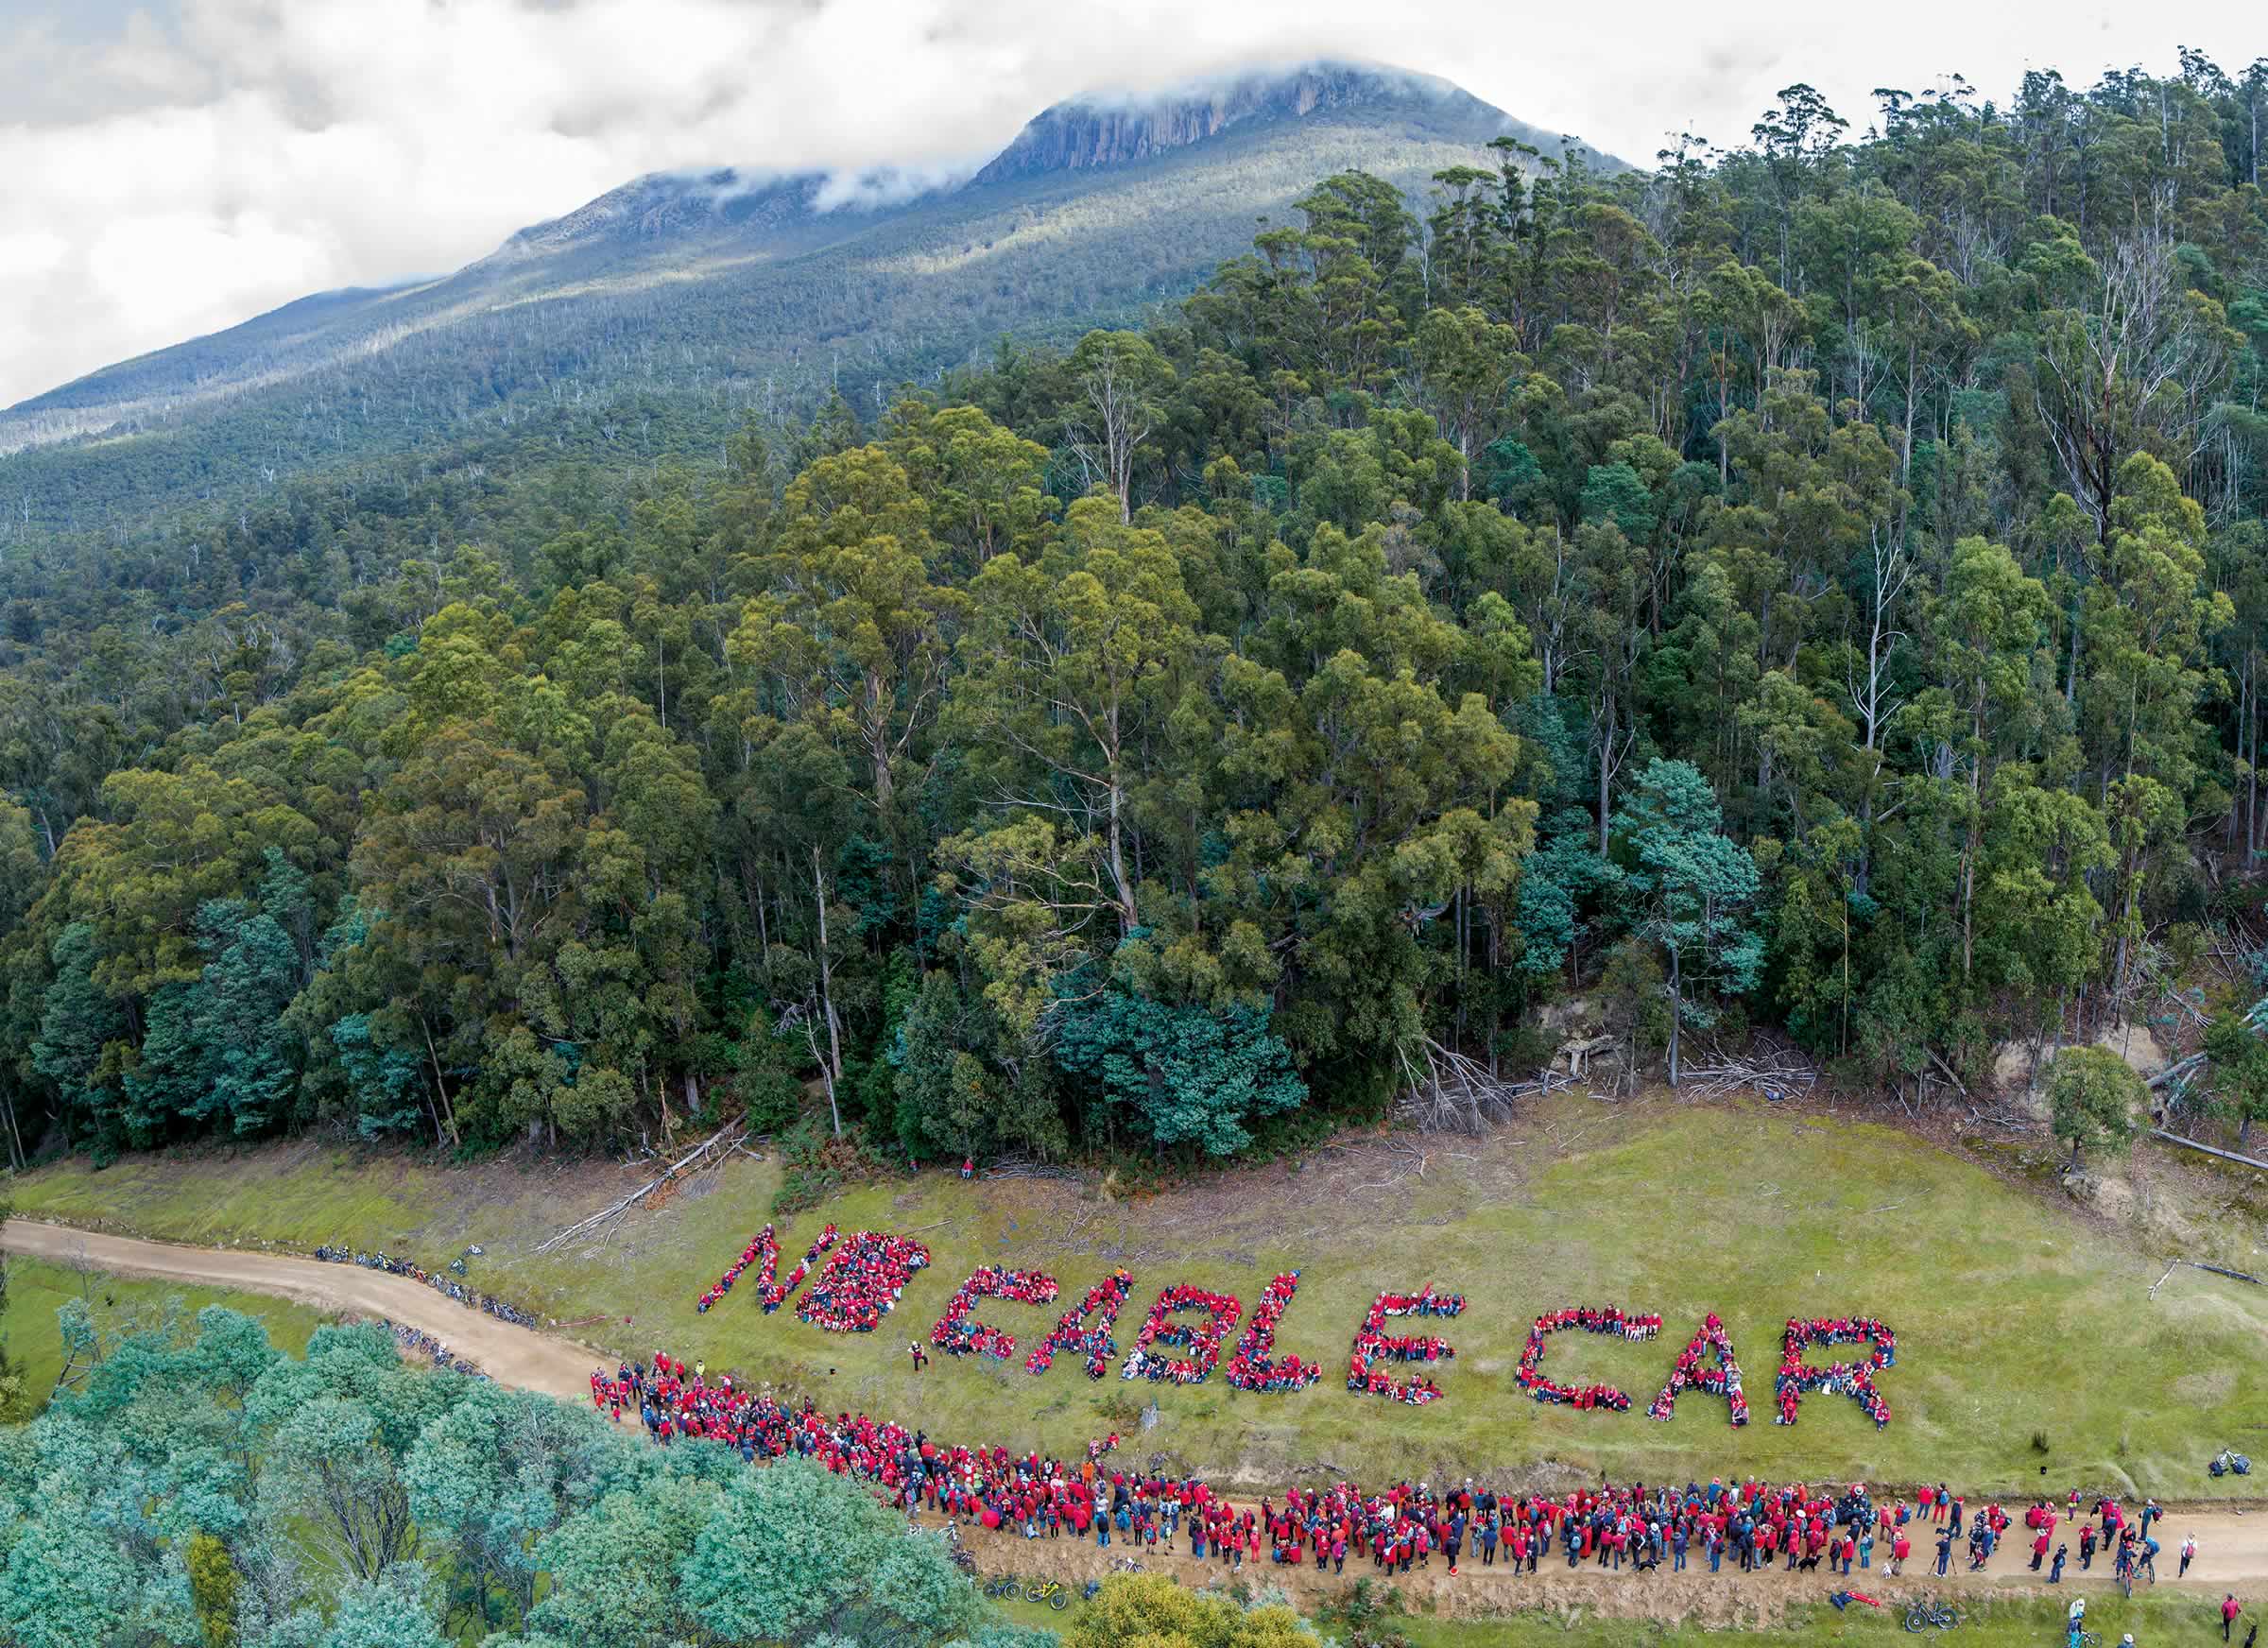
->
[14,1091,2265,1500]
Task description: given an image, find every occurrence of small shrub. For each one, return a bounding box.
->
[768,1119,889,1213]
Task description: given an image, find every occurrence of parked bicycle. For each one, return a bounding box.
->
[313,1243,541,1329]
[1902,1598,1960,1634]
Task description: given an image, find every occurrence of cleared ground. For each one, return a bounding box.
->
[10,1089,2268,1499]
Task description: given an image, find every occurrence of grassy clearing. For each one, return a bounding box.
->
[12,1091,2267,1499]
[0,1253,329,1410]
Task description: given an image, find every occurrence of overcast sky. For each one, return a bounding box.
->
[0,0,2258,409]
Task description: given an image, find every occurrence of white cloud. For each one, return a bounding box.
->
[0,0,2258,408]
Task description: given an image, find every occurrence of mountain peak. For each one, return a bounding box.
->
[970,60,1505,187]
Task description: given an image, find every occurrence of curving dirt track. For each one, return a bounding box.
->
[0,1218,595,1404]
[8,1216,2263,1612]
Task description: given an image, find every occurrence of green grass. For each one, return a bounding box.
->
[12,1093,2267,1499]
[1,1254,330,1411]
[1396,1592,2242,1645]
[962,1576,2246,1646]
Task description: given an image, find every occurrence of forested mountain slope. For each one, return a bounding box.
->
[0,62,1573,528]
[0,58,2266,1172]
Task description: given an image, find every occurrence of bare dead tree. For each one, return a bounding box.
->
[2037,229,2229,539]
[1066,339,1162,524]
[1850,526,1913,836]
[1395,1036,1538,1133]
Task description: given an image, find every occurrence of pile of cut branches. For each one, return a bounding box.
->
[1395,1037,1547,1134]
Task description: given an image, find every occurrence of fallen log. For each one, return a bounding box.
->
[2150,1257,2263,1298]
[2147,1053,2208,1090]
[535,1120,745,1254]
[2148,1127,2268,1175]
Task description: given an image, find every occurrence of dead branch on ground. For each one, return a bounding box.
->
[535,1121,745,1255]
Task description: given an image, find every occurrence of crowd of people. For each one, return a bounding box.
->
[795,1231,932,1332]
[1347,1287,1463,1404]
[577,1353,2189,1610]
[1647,1313,1749,1426]
[1122,1284,1243,1383]
[1022,1268,1134,1378]
[1516,1304,1660,1411]
[929,1266,1060,1359]
[1995,1490,2188,1600]
[1774,1317,1897,1429]
[695,1222,837,1314]
[1226,1272,1322,1393]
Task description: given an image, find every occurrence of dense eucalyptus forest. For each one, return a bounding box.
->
[5,60,2268,1165]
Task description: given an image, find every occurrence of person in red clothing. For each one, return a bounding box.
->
[961,1157,973,1179]
[1891,1531,1911,1576]
[2225,1594,2242,1642]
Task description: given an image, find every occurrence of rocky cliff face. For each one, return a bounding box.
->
[971,61,1468,186]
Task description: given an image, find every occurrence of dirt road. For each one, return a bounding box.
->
[9,1216,2262,1619]
[0,1218,596,1404]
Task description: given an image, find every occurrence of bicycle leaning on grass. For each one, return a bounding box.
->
[1903,1596,1961,1634]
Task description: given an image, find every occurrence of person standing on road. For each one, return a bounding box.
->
[1935,1527,1953,1576]
[2051,1544,2068,1583]
[2182,1535,2197,1578]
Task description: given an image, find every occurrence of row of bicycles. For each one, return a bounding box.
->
[976,1574,1112,1610]
[934,1520,1138,1612]
[381,1319,492,1382]
[312,1244,538,1327]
